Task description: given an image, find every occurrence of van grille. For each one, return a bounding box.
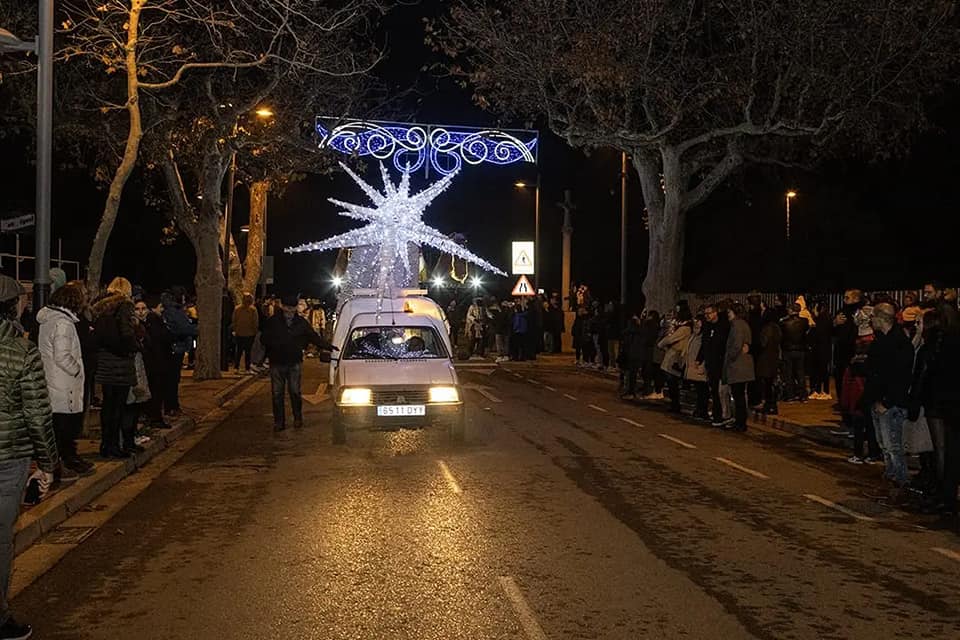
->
[372,388,430,405]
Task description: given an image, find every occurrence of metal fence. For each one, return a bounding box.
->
[678,289,926,313]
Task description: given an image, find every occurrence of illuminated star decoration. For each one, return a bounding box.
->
[286,162,506,294]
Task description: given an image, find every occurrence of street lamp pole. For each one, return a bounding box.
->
[785,190,797,240]
[534,176,540,292]
[34,0,54,309]
[620,151,628,306]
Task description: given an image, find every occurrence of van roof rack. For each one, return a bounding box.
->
[351,288,428,297]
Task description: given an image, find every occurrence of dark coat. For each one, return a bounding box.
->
[144,312,174,374]
[620,321,647,368]
[909,327,960,421]
[699,317,730,379]
[161,303,197,355]
[261,313,330,366]
[811,310,833,360]
[756,320,782,379]
[91,293,138,387]
[780,315,809,352]
[864,326,914,410]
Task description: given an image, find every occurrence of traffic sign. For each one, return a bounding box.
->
[511,275,535,297]
[0,214,35,233]
[511,241,535,275]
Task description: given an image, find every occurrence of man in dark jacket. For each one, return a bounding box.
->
[833,289,864,405]
[865,303,915,491]
[142,294,173,428]
[619,313,645,398]
[698,304,730,426]
[160,289,197,416]
[780,304,810,401]
[922,281,960,330]
[0,275,60,640]
[261,294,334,430]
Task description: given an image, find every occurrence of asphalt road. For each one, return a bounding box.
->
[12,359,960,639]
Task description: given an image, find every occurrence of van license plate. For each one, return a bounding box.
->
[377,405,426,417]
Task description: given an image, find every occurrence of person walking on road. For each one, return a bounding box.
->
[261,294,334,431]
[0,274,60,640]
[724,303,755,432]
[232,293,259,373]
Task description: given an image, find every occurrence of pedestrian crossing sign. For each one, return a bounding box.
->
[511,275,535,297]
[511,241,535,275]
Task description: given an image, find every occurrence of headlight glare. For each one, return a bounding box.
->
[340,388,372,405]
[429,386,459,403]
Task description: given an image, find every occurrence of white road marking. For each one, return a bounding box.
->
[513,373,524,379]
[715,457,769,479]
[587,404,609,413]
[563,393,578,401]
[498,576,549,640]
[657,433,697,449]
[303,383,329,405]
[527,378,542,385]
[438,460,462,495]
[462,383,503,404]
[803,494,875,522]
[932,547,960,563]
[619,417,644,428]
[544,385,557,392]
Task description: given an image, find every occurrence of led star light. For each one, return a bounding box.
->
[286,162,506,294]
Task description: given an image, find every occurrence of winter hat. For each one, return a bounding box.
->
[0,275,25,303]
[49,268,67,292]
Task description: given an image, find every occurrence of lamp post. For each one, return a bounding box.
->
[515,178,540,291]
[785,190,797,240]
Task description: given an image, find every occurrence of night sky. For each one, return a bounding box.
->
[2,1,958,306]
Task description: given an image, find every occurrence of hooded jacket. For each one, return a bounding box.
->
[92,292,138,386]
[0,319,59,471]
[36,306,85,414]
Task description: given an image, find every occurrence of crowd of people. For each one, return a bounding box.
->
[447,292,565,362]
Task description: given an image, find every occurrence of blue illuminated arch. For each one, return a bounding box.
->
[316,118,539,176]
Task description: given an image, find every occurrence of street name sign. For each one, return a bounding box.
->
[0,214,35,233]
[511,241,534,275]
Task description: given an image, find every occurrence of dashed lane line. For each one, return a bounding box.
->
[438,460,463,494]
[563,394,578,401]
[498,576,549,640]
[657,433,697,449]
[587,404,609,413]
[803,494,875,522]
[619,417,644,428]
[544,385,557,392]
[932,547,960,563]
[463,384,503,404]
[715,457,770,480]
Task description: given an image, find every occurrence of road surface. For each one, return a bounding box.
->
[12,360,960,639]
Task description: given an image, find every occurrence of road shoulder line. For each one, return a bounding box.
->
[499,576,549,640]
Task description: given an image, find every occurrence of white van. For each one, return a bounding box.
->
[329,290,464,444]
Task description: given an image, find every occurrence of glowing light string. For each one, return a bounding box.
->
[316,118,539,176]
[285,162,506,297]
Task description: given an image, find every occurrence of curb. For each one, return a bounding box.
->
[13,373,260,556]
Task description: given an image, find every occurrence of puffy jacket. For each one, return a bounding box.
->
[780,315,809,352]
[162,304,198,355]
[92,292,138,386]
[0,319,59,471]
[36,306,85,414]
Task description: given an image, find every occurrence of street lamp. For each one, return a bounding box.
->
[785,190,797,240]
[471,276,483,289]
[514,178,540,290]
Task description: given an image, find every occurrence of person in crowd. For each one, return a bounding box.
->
[834,289,865,406]
[74,283,99,413]
[619,311,645,400]
[658,306,692,413]
[724,303,754,432]
[446,300,463,347]
[755,306,782,415]
[527,295,543,359]
[898,291,923,333]
[122,299,152,454]
[510,299,530,361]
[36,281,95,482]
[640,310,663,397]
[142,294,173,429]
[572,306,589,365]
[0,274,60,640]
[160,289,197,417]
[922,281,960,329]
[589,301,609,370]
[907,310,944,499]
[780,303,809,402]
[684,314,709,421]
[465,297,488,359]
[539,299,554,354]
[865,302,915,500]
[232,293,259,373]
[92,277,138,459]
[261,294,334,431]
[746,294,764,407]
[924,315,960,520]
[842,330,881,465]
[604,301,620,369]
[773,295,789,321]
[492,300,511,363]
[808,299,834,400]
[548,298,564,354]
[699,304,730,426]
[184,294,199,369]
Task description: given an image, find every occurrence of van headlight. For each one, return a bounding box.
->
[429,386,459,403]
[340,388,372,405]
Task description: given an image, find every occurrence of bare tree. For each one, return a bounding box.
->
[433,0,959,312]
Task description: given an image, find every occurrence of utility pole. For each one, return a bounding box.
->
[620,152,628,306]
[34,0,54,309]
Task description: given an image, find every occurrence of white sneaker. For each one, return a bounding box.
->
[134,435,151,445]
[847,455,864,465]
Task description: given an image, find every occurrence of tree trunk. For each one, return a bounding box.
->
[241,180,270,296]
[86,1,145,293]
[192,215,224,380]
[642,199,685,314]
[226,232,244,304]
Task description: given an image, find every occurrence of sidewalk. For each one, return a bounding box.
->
[503,352,850,450]
[13,370,262,556]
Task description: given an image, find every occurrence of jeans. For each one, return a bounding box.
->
[100,384,131,453]
[873,405,908,486]
[731,382,749,428]
[234,335,255,370]
[782,350,806,399]
[270,363,303,427]
[0,458,30,625]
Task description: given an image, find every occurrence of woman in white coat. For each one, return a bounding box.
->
[37,282,94,478]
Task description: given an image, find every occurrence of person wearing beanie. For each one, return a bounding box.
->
[49,268,67,293]
[260,293,334,431]
[0,274,59,640]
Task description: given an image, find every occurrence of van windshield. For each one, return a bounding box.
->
[342,326,448,360]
